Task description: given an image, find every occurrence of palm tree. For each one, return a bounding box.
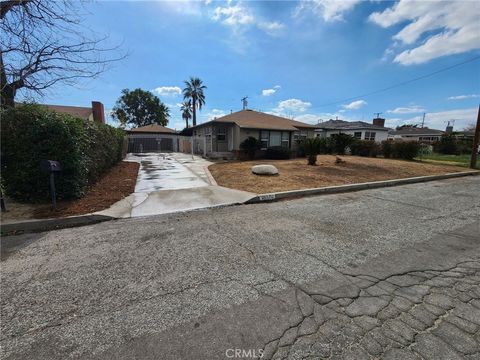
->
[158,103,170,125]
[182,77,206,126]
[180,101,192,128]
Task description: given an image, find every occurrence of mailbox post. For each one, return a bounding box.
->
[40,160,62,210]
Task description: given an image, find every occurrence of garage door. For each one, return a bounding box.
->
[127,137,173,153]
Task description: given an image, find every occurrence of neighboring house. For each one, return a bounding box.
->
[188,109,317,158]
[126,124,181,152]
[314,118,389,142]
[43,101,105,123]
[388,127,444,142]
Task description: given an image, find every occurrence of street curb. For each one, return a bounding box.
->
[204,165,218,186]
[1,214,116,236]
[245,170,480,204]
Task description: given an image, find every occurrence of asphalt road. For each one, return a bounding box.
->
[1,176,479,360]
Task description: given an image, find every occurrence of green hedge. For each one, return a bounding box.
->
[265,146,292,160]
[350,140,380,157]
[1,103,125,201]
[380,141,420,160]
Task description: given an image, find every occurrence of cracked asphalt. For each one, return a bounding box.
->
[1,175,479,359]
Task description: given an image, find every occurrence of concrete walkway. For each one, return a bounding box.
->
[97,152,254,218]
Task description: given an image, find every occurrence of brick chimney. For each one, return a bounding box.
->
[373,117,385,127]
[91,101,105,123]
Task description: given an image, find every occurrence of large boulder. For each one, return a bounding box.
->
[252,164,279,175]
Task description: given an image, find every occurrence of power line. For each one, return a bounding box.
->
[312,55,480,109]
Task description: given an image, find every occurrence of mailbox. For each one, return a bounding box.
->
[41,160,62,172]
[40,160,62,210]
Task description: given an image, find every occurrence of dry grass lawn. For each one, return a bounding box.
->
[209,155,470,194]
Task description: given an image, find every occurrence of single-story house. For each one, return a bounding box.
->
[188,109,317,158]
[42,101,105,123]
[126,124,183,152]
[388,127,444,142]
[314,118,389,142]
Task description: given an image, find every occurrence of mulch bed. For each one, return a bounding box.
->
[209,155,469,194]
[33,161,139,218]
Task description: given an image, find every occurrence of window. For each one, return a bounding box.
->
[260,130,269,149]
[269,131,281,147]
[281,132,289,148]
[354,132,362,139]
[217,127,226,141]
[365,131,376,141]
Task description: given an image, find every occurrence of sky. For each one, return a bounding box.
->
[20,0,480,131]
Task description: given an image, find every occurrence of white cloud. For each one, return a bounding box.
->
[294,0,361,22]
[397,107,477,130]
[258,21,285,35]
[369,1,480,65]
[275,98,311,112]
[448,94,480,100]
[387,105,425,114]
[212,2,284,36]
[262,85,281,96]
[342,100,367,110]
[153,86,181,97]
[212,3,254,26]
[205,108,227,120]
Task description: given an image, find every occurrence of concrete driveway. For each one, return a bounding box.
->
[1,176,479,359]
[97,152,254,217]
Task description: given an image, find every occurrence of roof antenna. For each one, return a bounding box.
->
[374,112,382,119]
[241,96,248,110]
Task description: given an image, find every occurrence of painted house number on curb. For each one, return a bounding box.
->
[258,194,275,201]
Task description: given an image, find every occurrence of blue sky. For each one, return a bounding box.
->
[22,0,480,130]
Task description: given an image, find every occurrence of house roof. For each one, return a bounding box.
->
[43,104,93,120]
[191,109,317,131]
[315,119,388,131]
[127,124,176,134]
[389,127,444,136]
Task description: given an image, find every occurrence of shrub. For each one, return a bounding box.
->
[330,133,355,155]
[1,103,125,202]
[391,141,420,160]
[350,140,379,157]
[240,136,260,160]
[265,146,291,160]
[300,137,322,165]
[435,134,458,155]
[381,141,393,158]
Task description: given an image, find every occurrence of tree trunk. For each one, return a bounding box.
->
[0,50,17,109]
[192,97,196,126]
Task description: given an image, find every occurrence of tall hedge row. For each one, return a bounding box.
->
[1,104,125,201]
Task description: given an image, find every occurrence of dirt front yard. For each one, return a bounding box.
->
[208,155,470,194]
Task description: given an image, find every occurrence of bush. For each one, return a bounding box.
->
[350,140,380,157]
[299,137,322,165]
[391,141,420,160]
[381,141,393,158]
[265,146,291,160]
[1,104,125,201]
[330,133,355,155]
[240,136,260,160]
[435,134,458,155]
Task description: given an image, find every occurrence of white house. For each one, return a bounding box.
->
[314,118,389,142]
[388,127,444,142]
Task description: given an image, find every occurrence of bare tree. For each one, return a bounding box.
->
[0,0,125,108]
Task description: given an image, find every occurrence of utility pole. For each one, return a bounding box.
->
[469,105,480,169]
[421,113,425,128]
